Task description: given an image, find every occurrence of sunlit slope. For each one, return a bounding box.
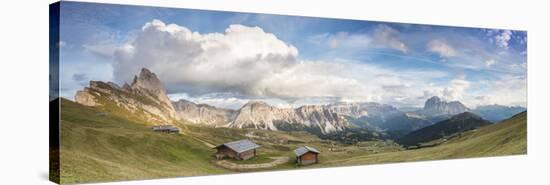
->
[59,98,228,184]
[321,111,527,166]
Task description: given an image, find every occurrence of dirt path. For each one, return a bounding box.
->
[193,137,216,148]
[179,131,216,148]
[214,157,290,170]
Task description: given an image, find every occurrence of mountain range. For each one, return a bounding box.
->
[398,112,492,146]
[74,68,525,136]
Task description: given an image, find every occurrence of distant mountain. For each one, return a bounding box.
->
[398,112,492,146]
[173,99,236,127]
[75,68,179,124]
[408,96,471,123]
[73,68,520,137]
[327,102,431,134]
[422,96,470,117]
[472,105,526,122]
[398,106,422,112]
[328,102,403,119]
[229,101,349,134]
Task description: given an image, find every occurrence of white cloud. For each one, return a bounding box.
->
[373,25,408,53]
[307,24,407,53]
[421,75,470,103]
[85,19,525,109]
[465,75,527,107]
[426,39,457,57]
[494,30,513,49]
[485,59,496,67]
[442,76,470,101]
[112,19,375,102]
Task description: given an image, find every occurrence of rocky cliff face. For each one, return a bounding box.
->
[75,69,479,135]
[294,105,348,133]
[422,96,470,117]
[73,68,351,134]
[75,68,178,124]
[230,101,348,134]
[326,102,369,118]
[173,99,236,127]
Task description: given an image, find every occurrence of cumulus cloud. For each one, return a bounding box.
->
[442,76,470,101]
[82,19,525,108]
[494,30,513,49]
[112,19,374,101]
[426,39,457,57]
[487,29,514,49]
[420,75,470,103]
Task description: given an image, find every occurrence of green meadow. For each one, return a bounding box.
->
[58,98,526,184]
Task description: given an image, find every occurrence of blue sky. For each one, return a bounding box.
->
[58,1,527,109]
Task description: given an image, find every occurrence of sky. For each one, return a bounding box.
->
[57,2,527,110]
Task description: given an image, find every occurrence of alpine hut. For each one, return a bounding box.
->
[294,146,320,165]
[214,139,260,160]
[151,125,179,133]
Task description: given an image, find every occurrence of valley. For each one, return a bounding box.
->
[58,97,527,184]
[57,68,527,184]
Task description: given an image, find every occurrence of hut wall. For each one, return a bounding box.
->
[299,152,318,165]
[216,146,238,159]
[238,149,256,160]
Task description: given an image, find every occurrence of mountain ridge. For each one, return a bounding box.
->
[73,68,525,136]
[75,68,178,124]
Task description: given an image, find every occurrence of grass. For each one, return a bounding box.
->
[59,99,228,184]
[58,98,527,183]
[227,154,275,164]
[317,111,527,167]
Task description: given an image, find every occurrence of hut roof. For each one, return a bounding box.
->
[294,146,320,156]
[217,139,260,153]
[152,125,179,132]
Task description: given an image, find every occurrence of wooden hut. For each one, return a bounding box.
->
[151,125,179,133]
[214,139,260,160]
[294,146,320,165]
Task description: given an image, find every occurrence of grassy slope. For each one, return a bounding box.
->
[59,99,228,184]
[59,98,331,183]
[59,97,526,183]
[319,111,527,167]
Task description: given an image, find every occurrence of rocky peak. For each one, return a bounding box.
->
[422,96,469,116]
[242,101,272,108]
[75,68,178,124]
[297,104,323,111]
[230,101,348,134]
[424,96,441,108]
[239,101,278,113]
[173,99,236,126]
[131,68,166,95]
